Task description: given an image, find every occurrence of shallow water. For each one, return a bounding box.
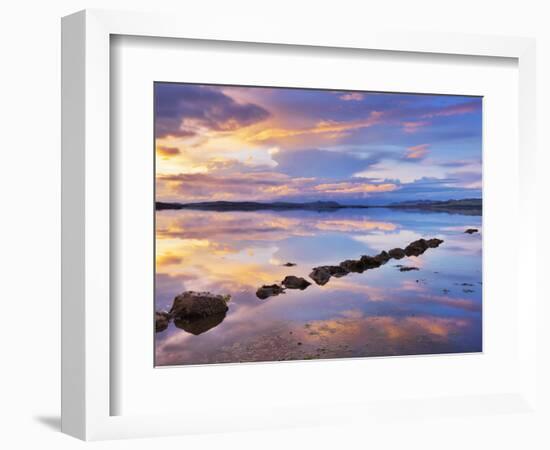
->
[155,207,482,366]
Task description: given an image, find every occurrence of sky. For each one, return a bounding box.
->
[155,83,482,205]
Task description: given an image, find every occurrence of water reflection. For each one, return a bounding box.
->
[155,208,482,366]
[174,312,228,336]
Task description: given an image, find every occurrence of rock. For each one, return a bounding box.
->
[340,259,365,273]
[388,248,406,259]
[283,262,297,267]
[169,291,230,319]
[327,265,349,278]
[359,255,382,269]
[282,275,311,290]
[465,228,479,234]
[256,284,285,299]
[278,236,444,290]
[155,311,171,332]
[426,238,444,248]
[373,250,391,265]
[404,239,429,256]
[309,267,332,285]
[174,312,227,335]
[398,266,419,272]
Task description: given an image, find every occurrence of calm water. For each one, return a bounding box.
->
[155,208,482,366]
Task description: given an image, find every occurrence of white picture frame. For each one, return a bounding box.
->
[61,9,538,441]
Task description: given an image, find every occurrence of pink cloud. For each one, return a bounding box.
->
[402,120,430,134]
[405,144,430,160]
[421,100,479,119]
[339,92,364,101]
[157,171,399,202]
[313,181,397,194]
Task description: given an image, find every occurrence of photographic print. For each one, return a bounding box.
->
[154,83,482,366]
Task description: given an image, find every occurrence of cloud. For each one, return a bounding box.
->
[155,119,198,139]
[154,85,482,204]
[157,171,400,203]
[402,120,430,134]
[420,99,480,119]
[156,145,181,159]
[339,92,364,101]
[155,83,271,138]
[404,144,430,160]
[157,171,291,201]
[161,173,288,189]
[156,252,183,266]
[445,170,482,189]
[438,160,475,168]
[272,148,386,178]
[313,181,397,194]
[247,111,383,143]
[366,176,481,203]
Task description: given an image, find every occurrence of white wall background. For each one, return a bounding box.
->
[0,1,548,448]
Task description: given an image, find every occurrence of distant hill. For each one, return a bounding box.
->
[155,200,369,212]
[155,198,482,215]
[389,198,482,208]
[387,198,482,215]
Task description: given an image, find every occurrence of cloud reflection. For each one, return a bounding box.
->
[155,207,482,366]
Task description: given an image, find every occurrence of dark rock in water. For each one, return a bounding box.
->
[359,255,382,269]
[426,238,444,248]
[256,284,285,299]
[309,265,349,285]
[399,266,419,272]
[174,311,227,335]
[155,311,171,332]
[283,262,297,267]
[340,259,365,273]
[170,291,230,319]
[465,228,479,234]
[404,239,430,257]
[388,248,406,259]
[282,275,311,290]
[326,265,349,278]
[462,288,475,293]
[373,250,391,265]
[309,267,332,285]
[277,236,444,291]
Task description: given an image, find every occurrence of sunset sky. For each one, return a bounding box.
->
[155,83,482,205]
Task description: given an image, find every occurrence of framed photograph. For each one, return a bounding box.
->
[62,9,538,440]
[153,82,483,367]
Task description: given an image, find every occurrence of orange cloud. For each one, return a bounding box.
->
[247,111,384,142]
[402,120,430,134]
[156,146,181,159]
[313,181,397,194]
[314,219,397,232]
[405,144,430,160]
[157,171,399,203]
[156,252,183,266]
